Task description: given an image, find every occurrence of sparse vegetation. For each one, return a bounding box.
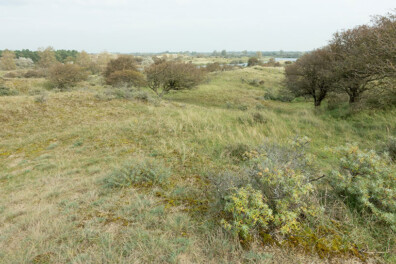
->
[103,158,171,188]
[0,11,395,263]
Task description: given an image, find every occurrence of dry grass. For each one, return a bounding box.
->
[0,66,394,263]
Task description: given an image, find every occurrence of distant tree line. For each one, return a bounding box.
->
[129,50,304,59]
[285,11,396,108]
[0,48,79,63]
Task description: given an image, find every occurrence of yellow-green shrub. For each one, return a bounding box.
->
[216,137,321,240]
[329,144,396,230]
[221,185,273,240]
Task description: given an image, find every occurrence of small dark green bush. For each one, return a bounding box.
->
[237,105,248,111]
[238,113,268,126]
[329,144,396,230]
[223,143,250,161]
[0,85,18,96]
[263,87,295,102]
[96,87,153,102]
[252,112,267,124]
[246,79,264,87]
[385,137,396,161]
[255,104,265,110]
[3,71,24,78]
[24,70,46,78]
[103,158,171,188]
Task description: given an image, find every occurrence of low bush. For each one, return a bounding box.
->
[221,185,273,240]
[103,158,171,188]
[241,78,265,87]
[329,144,396,230]
[24,70,46,78]
[205,62,222,72]
[95,87,153,103]
[252,112,267,124]
[105,69,146,88]
[238,113,267,125]
[3,71,24,78]
[237,104,248,111]
[263,87,295,102]
[223,143,250,161]
[385,136,396,161]
[0,85,18,96]
[34,93,48,103]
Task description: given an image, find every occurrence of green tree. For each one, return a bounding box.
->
[285,48,335,107]
[329,11,396,104]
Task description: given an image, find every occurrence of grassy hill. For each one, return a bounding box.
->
[0,67,395,263]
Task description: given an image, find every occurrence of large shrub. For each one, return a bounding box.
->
[48,63,88,89]
[247,57,260,67]
[145,59,205,97]
[329,144,396,230]
[104,56,145,87]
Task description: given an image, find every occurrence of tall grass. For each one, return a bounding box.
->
[0,66,394,263]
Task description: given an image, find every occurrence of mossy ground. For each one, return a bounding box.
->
[0,66,395,263]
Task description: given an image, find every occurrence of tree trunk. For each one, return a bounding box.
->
[349,92,359,103]
[348,85,360,104]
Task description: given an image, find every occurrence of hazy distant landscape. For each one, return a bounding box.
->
[0,1,395,264]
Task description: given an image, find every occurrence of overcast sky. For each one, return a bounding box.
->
[0,0,394,53]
